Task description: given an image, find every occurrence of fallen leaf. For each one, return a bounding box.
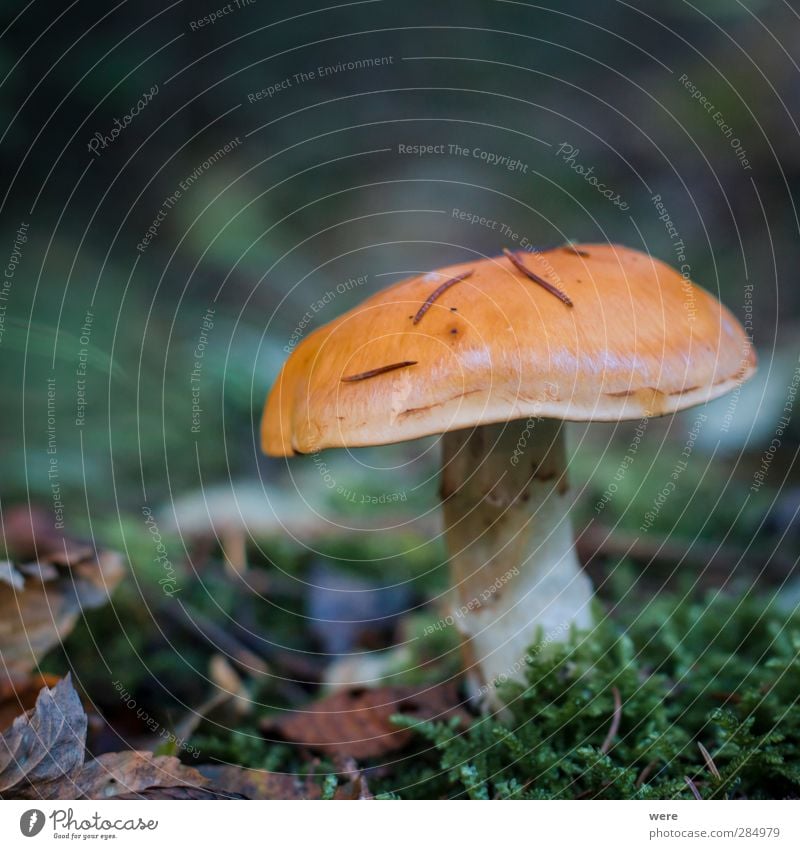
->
[115,786,246,799]
[1,677,213,801]
[262,683,468,759]
[29,752,208,800]
[0,544,124,688]
[2,506,92,564]
[0,675,86,795]
[199,764,321,799]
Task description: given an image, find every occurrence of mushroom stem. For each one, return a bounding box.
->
[441,419,592,707]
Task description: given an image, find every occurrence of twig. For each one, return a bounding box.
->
[412,270,473,324]
[172,600,270,675]
[502,248,573,307]
[174,689,232,742]
[577,521,796,589]
[600,686,622,754]
[341,361,418,382]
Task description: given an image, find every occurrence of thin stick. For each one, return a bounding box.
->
[503,247,574,307]
[577,521,796,586]
[412,270,473,324]
[172,600,270,675]
[341,361,418,382]
[600,686,622,754]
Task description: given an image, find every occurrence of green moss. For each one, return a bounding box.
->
[377,590,800,799]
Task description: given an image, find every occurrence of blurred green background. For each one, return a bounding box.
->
[1,0,797,511]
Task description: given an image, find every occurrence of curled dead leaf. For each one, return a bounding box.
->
[0,675,86,796]
[29,751,209,800]
[1,676,349,801]
[0,543,124,688]
[1,678,207,801]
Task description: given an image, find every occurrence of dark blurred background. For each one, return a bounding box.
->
[1,0,799,575]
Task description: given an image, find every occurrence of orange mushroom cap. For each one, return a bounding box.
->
[262,244,756,456]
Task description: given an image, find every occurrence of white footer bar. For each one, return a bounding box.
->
[3,799,798,847]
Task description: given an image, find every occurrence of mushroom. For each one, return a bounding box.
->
[261,245,756,705]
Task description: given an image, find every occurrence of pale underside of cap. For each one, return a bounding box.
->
[262,244,756,456]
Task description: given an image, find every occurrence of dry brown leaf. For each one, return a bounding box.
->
[29,751,209,800]
[262,683,468,759]
[115,786,246,799]
[1,677,214,801]
[0,675,86,796]
[2,506,91,564]
[199,764,321,799]
[2,676,378,800]
[199,763,372,800]
[0,544,124,688]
